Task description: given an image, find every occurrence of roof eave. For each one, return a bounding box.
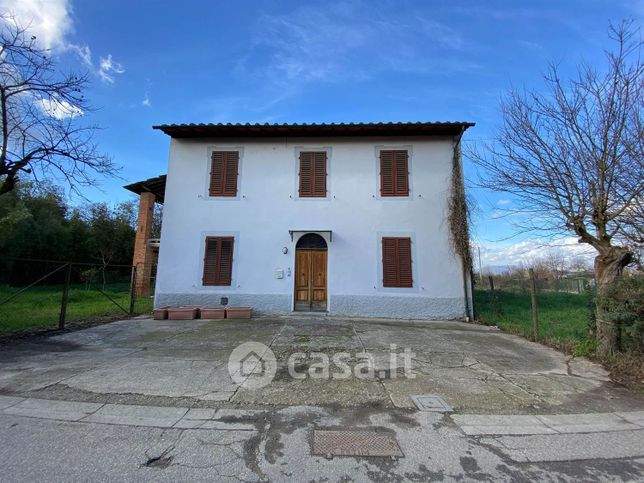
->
[152,122,475,139]
[123,174,167,203]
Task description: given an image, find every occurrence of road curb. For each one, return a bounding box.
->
[2,395,642,436]
[452,411,644,435]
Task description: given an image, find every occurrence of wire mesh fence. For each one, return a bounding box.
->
[475,275,594,294]
[473,273,595,347]
[0,257,153,336]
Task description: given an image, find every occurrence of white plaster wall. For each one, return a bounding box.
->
[155,136,466,318]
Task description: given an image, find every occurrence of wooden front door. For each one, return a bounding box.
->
[294,249,327,311]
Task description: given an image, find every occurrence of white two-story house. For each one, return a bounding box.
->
[149,121,475,320]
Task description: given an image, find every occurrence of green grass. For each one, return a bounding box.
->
[474,289,593,351]
[475,289,643,391]
[0,283,152,334]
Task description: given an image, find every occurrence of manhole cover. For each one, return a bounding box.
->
[312,430,403,458]
[411,395,453,412]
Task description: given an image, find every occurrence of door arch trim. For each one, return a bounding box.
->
[296,233,328,250]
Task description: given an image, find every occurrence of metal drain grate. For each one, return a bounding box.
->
[312,430,403,458]
[411,395,453,412]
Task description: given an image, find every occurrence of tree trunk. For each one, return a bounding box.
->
[594,246,633,358]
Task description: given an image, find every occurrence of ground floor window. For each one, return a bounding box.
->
[203,236,234,285]
[382,237,413,288]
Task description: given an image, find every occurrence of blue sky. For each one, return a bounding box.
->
[2,0,642,267]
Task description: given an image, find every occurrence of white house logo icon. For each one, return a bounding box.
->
[228,342,277,389]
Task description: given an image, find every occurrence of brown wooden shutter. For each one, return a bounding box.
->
[380,150,409,196]
[380,151,394,196]
[299,152,313,196]
[223,152,239,196]
[203,237,219,285]
[218,237,234,284]
[203,236,234,285]
[382,237,413,287]
[393,150,409,196]
[209,151,238,197]
[313,152,327,196]
[209,152,225,196]
[299,151,326,197]
[397,237,413,287]
[382,237,398,287]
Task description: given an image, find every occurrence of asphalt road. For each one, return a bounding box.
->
[1,404,643,482]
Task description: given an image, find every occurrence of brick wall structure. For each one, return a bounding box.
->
[133,191,156,296]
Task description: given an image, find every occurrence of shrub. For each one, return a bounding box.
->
[595,276,644,353]
[573,338,598,357]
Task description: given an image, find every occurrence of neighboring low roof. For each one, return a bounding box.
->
[123,174,166,203]
[153,121,475,139]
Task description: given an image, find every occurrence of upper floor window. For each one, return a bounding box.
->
[203,236,234,286]
[382,237,413,287]
[380,150,409,197]
[298,151,327,197]
[209,151,239,197]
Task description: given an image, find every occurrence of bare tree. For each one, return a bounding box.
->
[468,21,644,356]
[0,17,115,196]
[569,256,592,274]
[523,257,549,280]
[543,250,567,281]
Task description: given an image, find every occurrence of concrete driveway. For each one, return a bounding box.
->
[1,316,643,481]
[0,316,640,414]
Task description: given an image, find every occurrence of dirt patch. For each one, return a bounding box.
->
[602,352,644,391]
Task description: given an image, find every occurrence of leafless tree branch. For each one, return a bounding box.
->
[466,20,644,356]
[0,16,116,196]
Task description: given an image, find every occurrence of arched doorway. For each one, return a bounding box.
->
[294,233,328,311]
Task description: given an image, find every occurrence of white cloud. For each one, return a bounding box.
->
[0,0,72,50]
[142,92,151,107]
[66,43,92,67]
[475,236,595,271]
[497,199,511,206]
[37,97,83,119]
[0,0,124,84]
[241,1,477,86]
[98,54,125,84]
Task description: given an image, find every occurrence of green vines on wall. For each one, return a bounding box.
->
[448,135,473,272]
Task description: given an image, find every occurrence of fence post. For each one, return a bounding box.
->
[529,268,539,339]
[129,266,137,316]
[488,275,495,292]
[59,263,72,330]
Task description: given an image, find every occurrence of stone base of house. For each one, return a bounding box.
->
[154,293,290,315]
[154,293,465,320]
[330,295,465,320]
